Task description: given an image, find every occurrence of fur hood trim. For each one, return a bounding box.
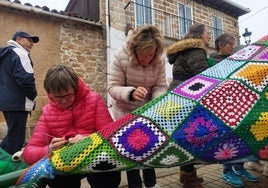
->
[166,38,206,56]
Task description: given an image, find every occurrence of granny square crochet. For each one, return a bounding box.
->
[234,95,268,154]
[110,117,168,162]
[78,140,137,173]
[252,47,268,61]
[200,134,252,163]
[201,59,247,79]
[229,44,263,60]
[172,105,232,156]
[134,92,197,136]
[144,141,195,167]
[172,75,220,101]
[230,62,268,92]
[16,35,268,186]
[201,80,259,128]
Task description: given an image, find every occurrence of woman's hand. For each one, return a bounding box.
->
[132,86,148,101]
[68,134,85,144]
[49,137,67,151]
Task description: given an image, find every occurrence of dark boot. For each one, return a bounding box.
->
[180,169,204,188]
[191,168,204,183]
[180,170,192,188]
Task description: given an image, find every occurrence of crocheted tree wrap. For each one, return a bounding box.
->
[17,35,268,185]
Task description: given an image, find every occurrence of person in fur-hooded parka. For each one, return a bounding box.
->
[166,23,211,188]
[166,23,211,90]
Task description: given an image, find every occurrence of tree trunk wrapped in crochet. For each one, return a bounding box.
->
[16,35,268,187]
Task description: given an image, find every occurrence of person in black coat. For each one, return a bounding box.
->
[166,23,211,188]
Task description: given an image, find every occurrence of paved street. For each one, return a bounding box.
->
[81,164,268,188]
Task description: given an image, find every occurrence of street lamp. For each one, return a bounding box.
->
[242,28,252,45]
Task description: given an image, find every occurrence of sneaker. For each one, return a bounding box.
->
[232,167,258,182]
[222,171,244,187]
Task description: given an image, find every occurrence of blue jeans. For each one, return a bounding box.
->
[0,111,28,155]
[223,162,244,174]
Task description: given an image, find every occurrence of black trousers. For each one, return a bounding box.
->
[126,168,156,188]
[0,111,28,155]
[45,171,121,188]
[180,164,195,173]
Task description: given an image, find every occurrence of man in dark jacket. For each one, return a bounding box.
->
[0,31,39,154]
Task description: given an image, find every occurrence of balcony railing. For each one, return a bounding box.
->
[124,1,185,39]
[124,1,225,42]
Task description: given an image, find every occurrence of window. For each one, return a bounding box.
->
[178,3,192,38]
[212,16,223,40]
[135,0,152,26]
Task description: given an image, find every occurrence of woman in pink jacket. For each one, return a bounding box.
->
[23,65,120,188]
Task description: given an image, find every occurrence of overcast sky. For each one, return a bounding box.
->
[19,0,268,44]
[232,0,268,44]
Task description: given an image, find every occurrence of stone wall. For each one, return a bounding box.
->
[0,3,106,139]
[60,21,106,96]
[109,0,240,45]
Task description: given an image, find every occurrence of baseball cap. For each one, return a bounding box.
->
[12,31,39,43]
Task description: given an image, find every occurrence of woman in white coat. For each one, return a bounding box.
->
[108,25,167,188]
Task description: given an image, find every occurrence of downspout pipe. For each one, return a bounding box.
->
[105,0,112,108]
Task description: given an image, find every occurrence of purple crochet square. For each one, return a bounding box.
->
[110,117,168,162]
[200,134,252,163]
[252,47,268,61]
[173,75,220,101]
[228,45,263,60]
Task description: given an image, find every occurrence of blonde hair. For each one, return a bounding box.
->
[127,25,164,60]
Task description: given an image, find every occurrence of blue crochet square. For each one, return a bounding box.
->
[201,59,246,79]
[200,133,252,163]
[172,105,231,158]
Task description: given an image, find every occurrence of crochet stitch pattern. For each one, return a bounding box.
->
[16,35,268,186]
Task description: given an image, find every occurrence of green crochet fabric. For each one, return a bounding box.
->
[0,161,13,175]
[0,147,28,175]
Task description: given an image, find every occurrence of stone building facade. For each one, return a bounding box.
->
[0,1,107,138]
[107,0,248,48]
[104,0,249,106]
[0,0,249,139]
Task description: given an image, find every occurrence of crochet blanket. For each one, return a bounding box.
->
[17,35,268,186]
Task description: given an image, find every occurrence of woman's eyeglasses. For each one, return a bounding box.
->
[51,93,75,101]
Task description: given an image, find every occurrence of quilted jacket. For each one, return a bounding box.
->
[108,43,168,119]
[23,79,113,164]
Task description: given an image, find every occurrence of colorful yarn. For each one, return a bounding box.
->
[16,35,268,186]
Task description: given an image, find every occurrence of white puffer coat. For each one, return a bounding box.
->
[108,43,167,120]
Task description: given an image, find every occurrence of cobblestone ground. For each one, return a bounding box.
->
[81,164,268,188]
